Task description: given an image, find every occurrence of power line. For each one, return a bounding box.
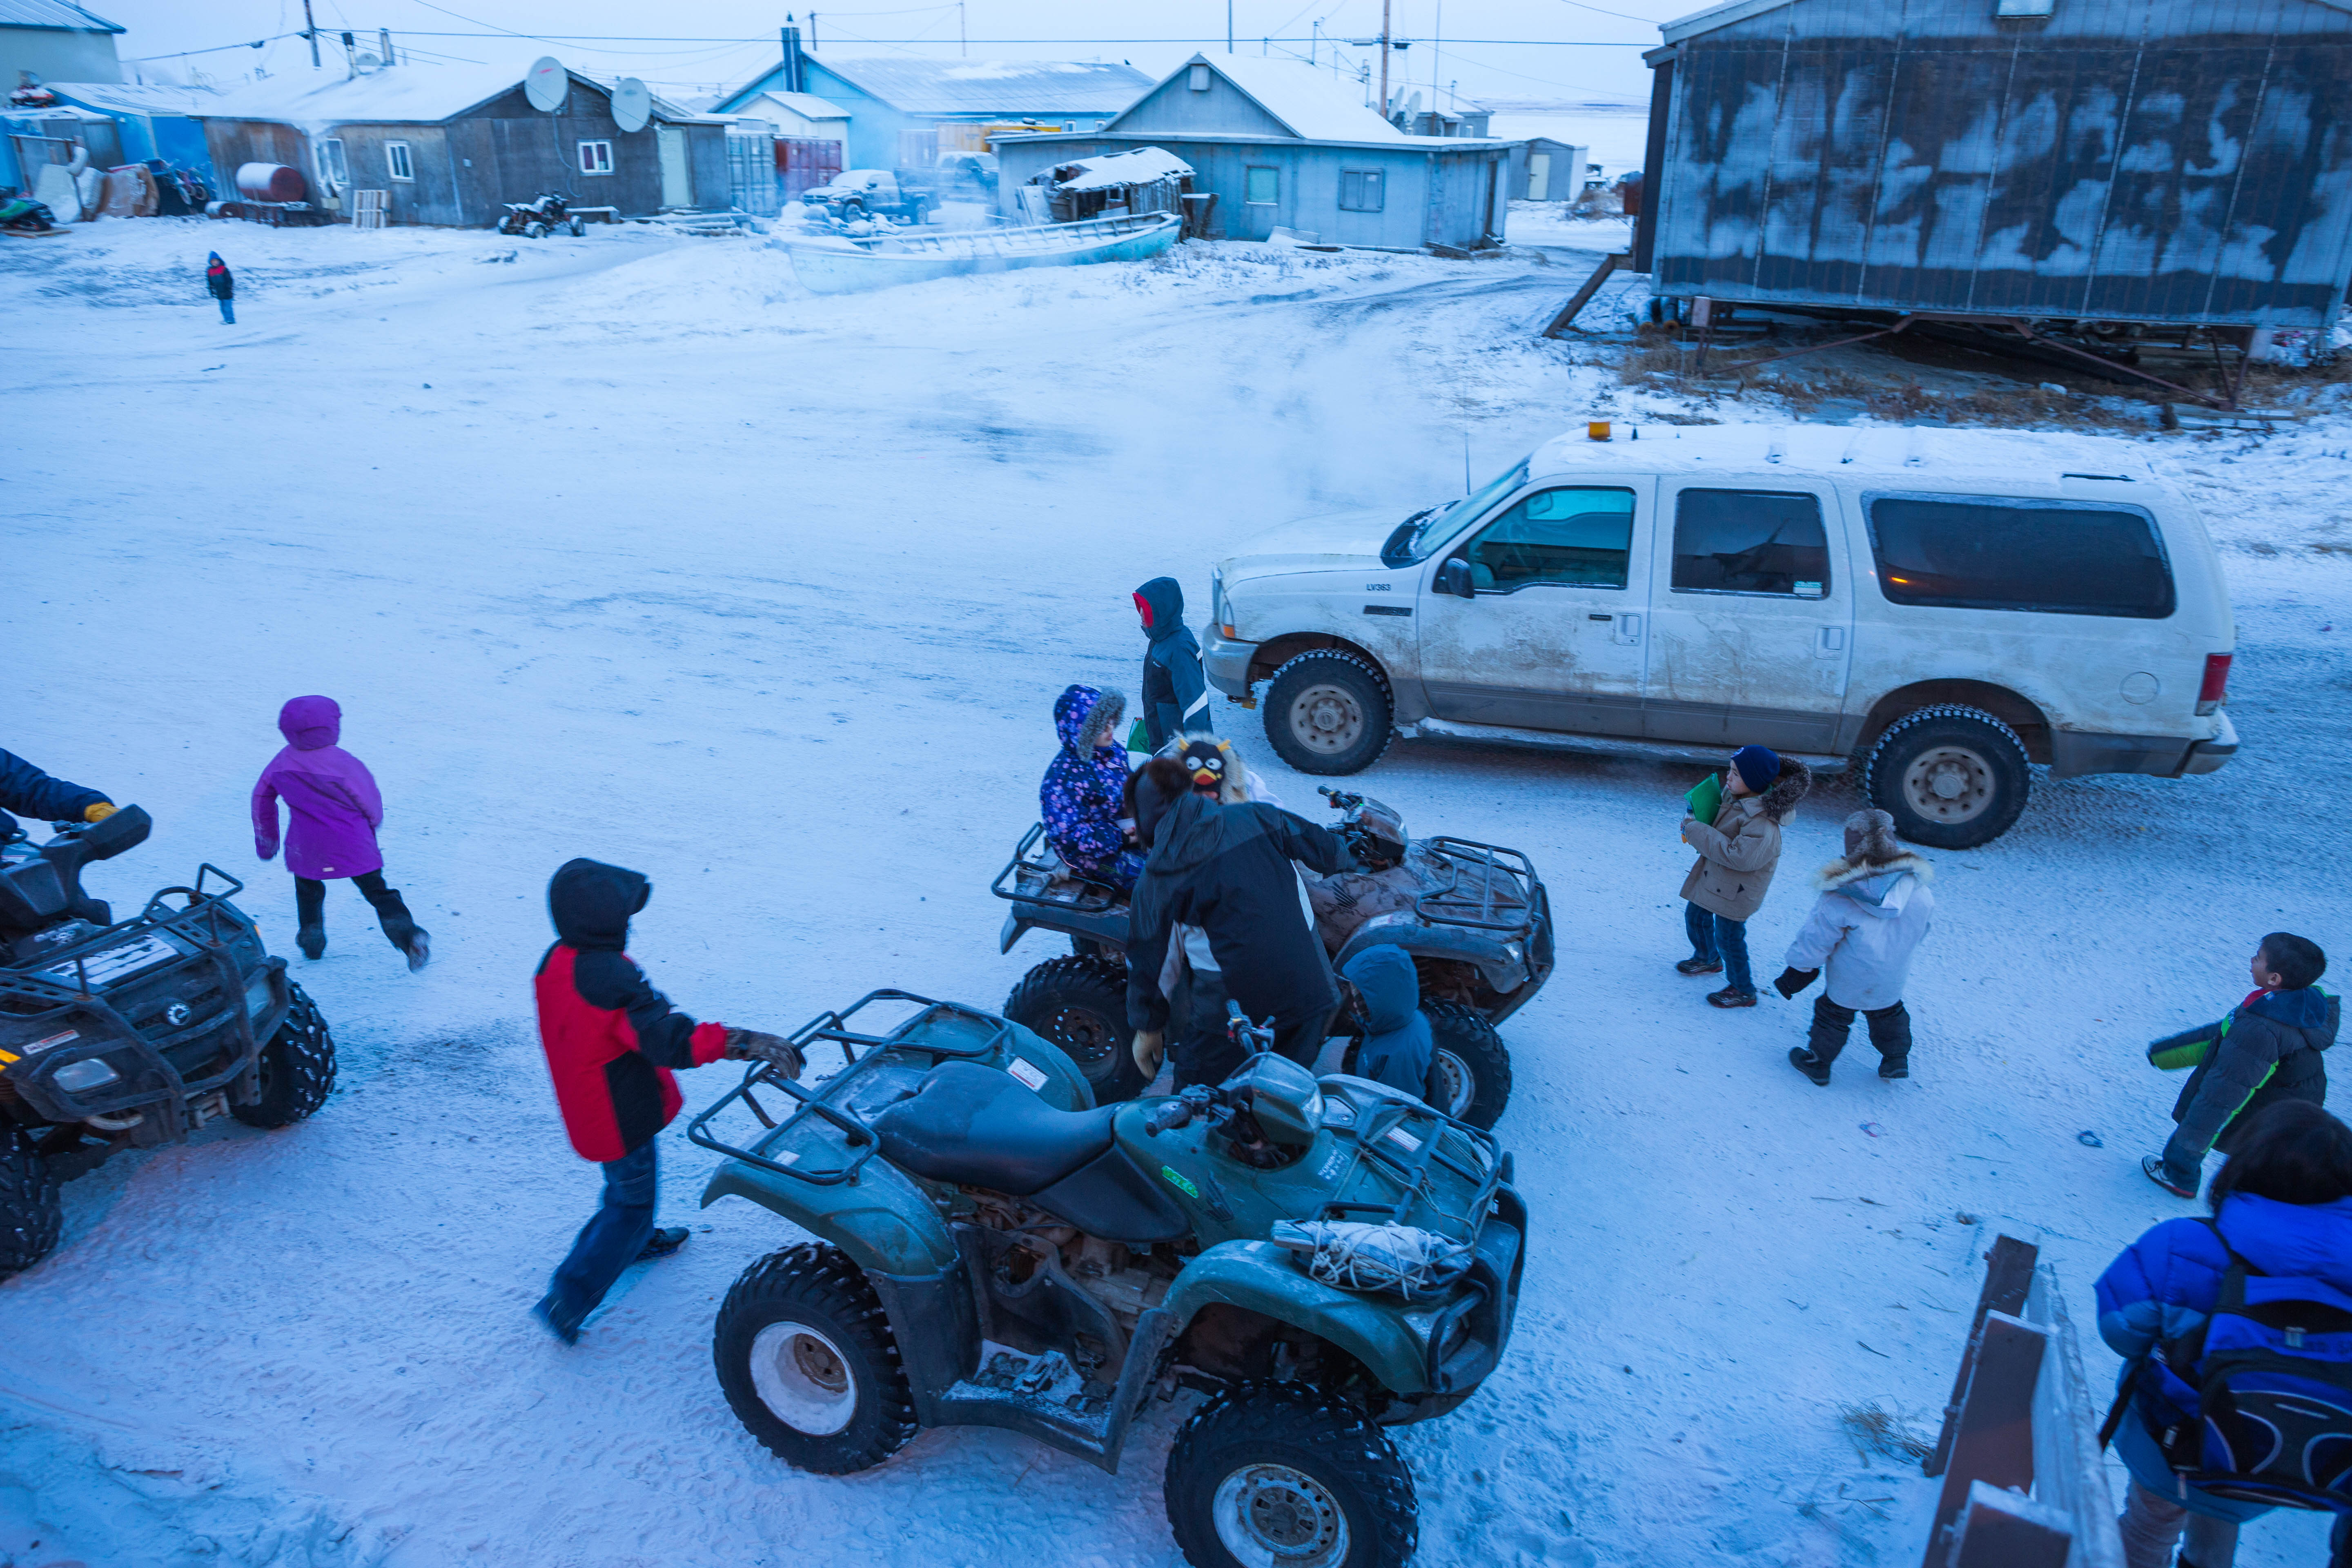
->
[315,29,1649,45]
[127,31,303,61]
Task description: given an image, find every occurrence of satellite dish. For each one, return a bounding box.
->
[1406,90,1423,118]
[612,76,651,134]
[351,51,383,74]
[525,56,568,113]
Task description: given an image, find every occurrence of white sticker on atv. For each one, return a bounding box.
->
[1384,1126,1423,1154]
[1006,1058,1049,1093]
[42,934,179,988]
[1316,1147,1349,1183]
[25,1029,79,1054]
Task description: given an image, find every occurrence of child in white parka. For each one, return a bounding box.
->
[1774,809,1935,1086]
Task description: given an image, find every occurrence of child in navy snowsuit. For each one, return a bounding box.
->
[2145,932,2336,1197]
[206,252,233,324]
[1040,684,1143,890]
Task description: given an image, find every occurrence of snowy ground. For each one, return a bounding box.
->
[3,216,2350,1568]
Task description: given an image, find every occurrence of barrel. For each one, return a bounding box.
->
[235,163,307,203]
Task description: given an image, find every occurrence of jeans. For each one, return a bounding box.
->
[2160,1125,2210,1194]
[217,298,234,323]
[294,870,418,949]
[1809,996,1913,1068]
[543,1139,659,1335]
[1685,902,1753,994]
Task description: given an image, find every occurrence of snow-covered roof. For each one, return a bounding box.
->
[815,56,1149,115]
[1163,55,1411,144]
[1051,145,1192,191]
[733,89,850,123]
[193,62,703,129]
[0,0,120,32]
[2,102,109,123]
[1529,422,2161,486]
[44,80,218,115]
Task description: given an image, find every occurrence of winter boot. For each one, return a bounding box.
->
[635,1227,689,1261]
[532,1293,583,1346]
[403,929,432,973]
[1788,1047,1832,1086]
[297,924,325,960]
[1706,987,1757,1008]
[1865,1002,1913,1081]
[1879,1058,1910,1080]
[1676,957,1724,976]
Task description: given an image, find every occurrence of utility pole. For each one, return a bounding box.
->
[302,0,319,67]
[1378,0,1391,118]
[959,1,966,56]
[1227,0,1234,54]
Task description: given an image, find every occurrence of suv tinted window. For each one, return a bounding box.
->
[1466,487,1635,591]
[1865,495,2174,618]
[1673,489,1829,597]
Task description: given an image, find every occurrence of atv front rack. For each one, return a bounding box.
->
[992,823,1125,914]
[686,990,1014,1186]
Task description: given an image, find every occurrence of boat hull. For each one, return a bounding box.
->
[785,214,1182,295]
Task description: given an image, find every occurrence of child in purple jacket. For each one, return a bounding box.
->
[252,695,430,971]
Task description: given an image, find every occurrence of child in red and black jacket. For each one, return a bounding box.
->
[532,857,799,1344]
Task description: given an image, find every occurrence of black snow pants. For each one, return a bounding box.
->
[295,870,418,950]
[1809,996,1912,1069]
[1172,967,1332,1090]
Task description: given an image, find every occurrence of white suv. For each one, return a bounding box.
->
[1204,423,2238,847]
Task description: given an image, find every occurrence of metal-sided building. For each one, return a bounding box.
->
[714,40,1150,172]
[992,55,1514,249]
[1635,0,2352,332]
[1511,135,1590,202]
[193,61,728,227]
[2,0,122,92]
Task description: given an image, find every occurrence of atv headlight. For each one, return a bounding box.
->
[52,1057,121,1093]
[245,971,276,1018]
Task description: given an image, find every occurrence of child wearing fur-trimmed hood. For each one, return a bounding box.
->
[1774,809,1935,1086]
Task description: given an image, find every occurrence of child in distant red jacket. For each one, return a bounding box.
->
[532,857,798,1344]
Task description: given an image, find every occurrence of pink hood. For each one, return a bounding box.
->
[279,695,341,751]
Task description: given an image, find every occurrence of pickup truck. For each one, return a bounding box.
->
[801,168,933,224]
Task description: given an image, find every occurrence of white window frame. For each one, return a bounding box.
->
[1244,165,1279,205]
[317,136,348,191]
[1338,168,1383,212]
[577,138,614,175]
[385,140,414,182]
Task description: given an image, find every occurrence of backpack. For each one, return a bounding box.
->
[2126,1219,2352,1512]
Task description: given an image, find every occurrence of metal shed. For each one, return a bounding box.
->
[994,56,1513,251]
[1636,0,2352,332]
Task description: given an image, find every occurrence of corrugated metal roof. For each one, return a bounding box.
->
[45,80,217,114]
[0,0,121,32]
[815,56,1149,115]
[194,62,708,127]
[1661,0,2352,42]
[735,89,850,122]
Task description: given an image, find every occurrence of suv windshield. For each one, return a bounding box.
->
[1382,459,1529,567]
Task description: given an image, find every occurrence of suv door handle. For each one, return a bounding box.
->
[1817,626,1846,654]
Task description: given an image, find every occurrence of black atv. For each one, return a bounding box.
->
[0,807,335,1276]
[993,789,1552,1128]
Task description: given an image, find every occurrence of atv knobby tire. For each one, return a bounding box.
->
[1861,704,2031,849]
[1004,954,1144,1103]
[1425,1001,1512,1130]
[234,981,336,1129]
[1167,1380,1418,1568]
[1264,650,1394,777]
[0,1130,61,1279]
[715,1242,917,1475]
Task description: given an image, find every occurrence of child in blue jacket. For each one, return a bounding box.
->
[2145,933,2336,1198]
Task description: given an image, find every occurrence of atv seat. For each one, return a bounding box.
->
[873,1061,1116,1195]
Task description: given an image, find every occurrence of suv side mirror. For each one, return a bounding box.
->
[1435,557,1473,598]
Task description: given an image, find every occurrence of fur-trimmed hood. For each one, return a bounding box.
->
[1052,684,1125,755]
[1752,755,1813,823]
[1813,852,1932,917]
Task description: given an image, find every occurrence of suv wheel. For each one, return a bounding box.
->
[1425,1001,1512,1130]
[1167,1381,1417,1568]
[1862,704,2031,849]
[715,1242,918,1474]
[1005,954,1143,1103]
[1264,651,1394,776]
[0,1130,61,1278]
[234,982,336,1128]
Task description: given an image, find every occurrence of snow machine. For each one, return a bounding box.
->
[692,991,1524,1568]
[0,197,62,238]
[991,790,1552,1127]
[0,807,334,1276]
[496,192,586,238]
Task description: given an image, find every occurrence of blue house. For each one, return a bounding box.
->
[714,33,1148,172]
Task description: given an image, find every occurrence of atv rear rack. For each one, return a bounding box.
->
[686,990,1014,1186]
[992,823,1125,914]
[1410,838,1541,936]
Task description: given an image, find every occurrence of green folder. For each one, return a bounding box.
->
[1125,718,1152,758]
[1685,772,1724,826]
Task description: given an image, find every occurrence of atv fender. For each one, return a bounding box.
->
[1161,1239,1434,1395]
[1334,927,1527,996]
[1000,900,1129,957]
[700,1156,960,1277]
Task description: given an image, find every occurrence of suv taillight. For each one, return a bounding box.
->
[2197,653,2232,715]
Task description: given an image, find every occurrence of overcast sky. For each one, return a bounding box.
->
[101,0,1682,105]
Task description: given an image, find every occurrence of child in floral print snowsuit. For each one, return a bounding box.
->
[1040,684,1143,889]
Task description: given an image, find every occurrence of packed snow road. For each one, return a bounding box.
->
[4,220,2349,1567]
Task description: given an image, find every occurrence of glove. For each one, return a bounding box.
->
[1132,1030,1165,1080]
[724,1028,804,1079]
[84,802,116,823]
[1773,967,1820,1000]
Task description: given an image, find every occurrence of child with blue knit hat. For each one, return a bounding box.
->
[1678,744,1811,1007]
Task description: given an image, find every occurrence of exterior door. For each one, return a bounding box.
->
[1415,478,1654,736]
[1528,152,1550,200]
[1644,478,1853,753]
[657,125,692,208]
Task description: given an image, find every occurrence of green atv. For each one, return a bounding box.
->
[690,991,1526,1568]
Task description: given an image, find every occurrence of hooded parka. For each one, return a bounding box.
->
[1127,791,1348,1045]
[1343,944,1434,1098]
[1782,852,1936,1011]
[534,858,727,1163]
[1040,684,1136,881]
[252,696,385,880]
[0,748,109,842]
[2156,987,2340,1157]
[1135,577,1209,751]
[1680,759,1813,921]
